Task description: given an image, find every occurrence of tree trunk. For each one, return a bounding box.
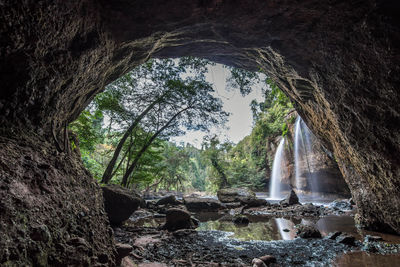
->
[121,106,190,186]
[101,93,167,183]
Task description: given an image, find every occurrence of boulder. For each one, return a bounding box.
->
[259,255,277,265]
[161,208,196,232]
[217,188,256,203]
[252,258,267,267]
[222,202,242,209]
[102,185,142,225]
[296,225,322,238]
[156,195,181,206]
[280,190,300,206]
[336,234,356,246]
[232,215,250,225]
[241,198,269,207]
[184,197,223,211]
[326,231,342,240]
[115,243,133,266]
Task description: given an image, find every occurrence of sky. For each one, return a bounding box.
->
[171,63,265,148]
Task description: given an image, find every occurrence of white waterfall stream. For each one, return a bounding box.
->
[269,137,286,199]
[294,116,320,201]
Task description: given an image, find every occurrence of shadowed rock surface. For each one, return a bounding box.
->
[0,133,115,266]
[217,187,257,203]
[0,0,399,264]
[184,197,223,212]
[102,185,141,225]
[280,190,300,206]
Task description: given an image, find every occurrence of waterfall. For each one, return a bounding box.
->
[294,117,302,191]
[269,137,286,199]
[294,116,320,201]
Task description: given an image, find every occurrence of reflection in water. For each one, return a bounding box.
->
[274,218,296,240]
[197,220,276,241]
[333,252,400,267]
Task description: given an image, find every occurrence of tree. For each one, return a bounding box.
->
[98,57,215,184]
[120,79,228,186]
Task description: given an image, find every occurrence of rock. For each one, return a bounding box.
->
[252,258,267,267]
[336,234,356,246]
[217,188,256,203]
[241,198,268,207]
[184,197,223,211]
[232,215,250,225]
[222,202,242,209]
[172,229,197,237]
[115,243,133,266]
[67,237,89,248]
[156,195,181,206]
[259,255,277,265]
[280,190,300,206]
[191,217,200,227]
[161,208,196,231]
[102,185,142,225]
[30,225,51,243]
[326,231,342,240]
[121,257,137,267]
[329,199,352,211]
[364,235,383,242]
[296,225,322,238]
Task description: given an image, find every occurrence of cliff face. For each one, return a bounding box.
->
[0,0,399,263]
[266,114,350,198]
[0,131,115,266]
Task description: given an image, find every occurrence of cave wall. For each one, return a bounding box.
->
[0,130,115,265]
[0,0,399,263]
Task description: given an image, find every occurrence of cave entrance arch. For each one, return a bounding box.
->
[1,0,399,242]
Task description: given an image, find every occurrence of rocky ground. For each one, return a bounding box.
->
[107,189,400,266]
[114,225,357,266]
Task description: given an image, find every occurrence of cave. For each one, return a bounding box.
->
[0,0,399,265]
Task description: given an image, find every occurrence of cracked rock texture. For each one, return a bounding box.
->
[0,0,399,264]
[0,130,115,266]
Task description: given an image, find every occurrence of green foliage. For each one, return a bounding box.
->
[70,61,293,193]
[225,66,260,96]
[69,109,104,152]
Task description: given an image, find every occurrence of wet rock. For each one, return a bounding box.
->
[259,255,277,265]
[326,231,342,240]
[217,188,256,203]
[233,215,250,225]
[241,198,268,207]
[156,195,181,206]
[296,225,322,238]
[115,243,133,266]
[102,185,142,225]
[191,217,200,227]
[280,190,300,206]
[364,235,383,242]
[184,197,223,211]
[172,229,197,238]
[161,208,196,231]
[336,234,356,246]
[222,202,242,209]
[252,258,267,267]
[329,199,352,211]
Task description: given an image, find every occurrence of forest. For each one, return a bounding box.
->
[70,57,293,194]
